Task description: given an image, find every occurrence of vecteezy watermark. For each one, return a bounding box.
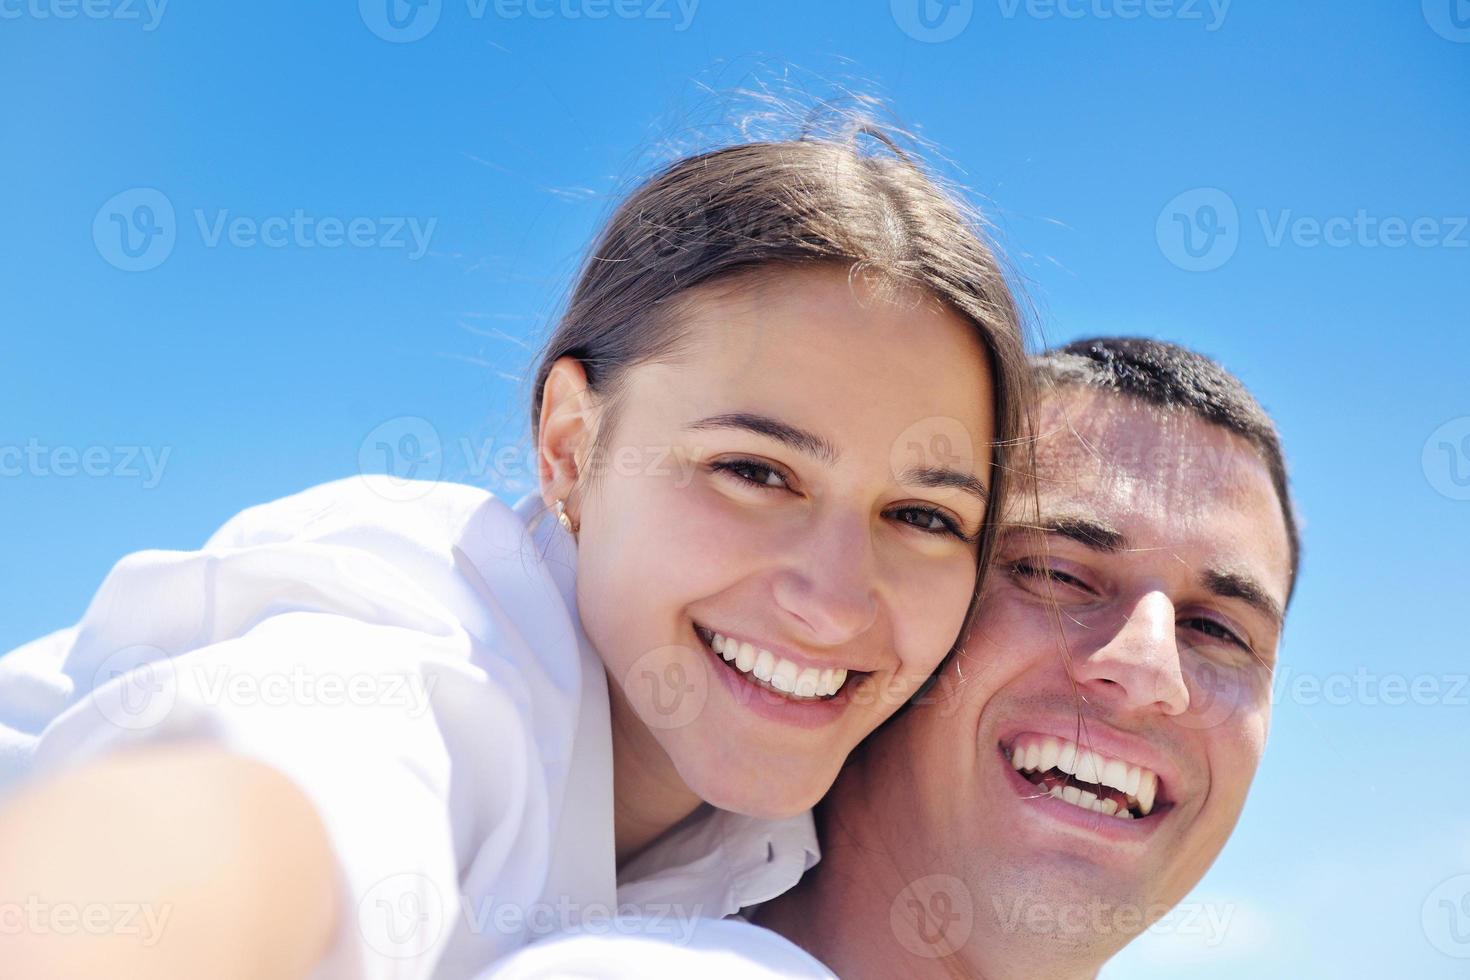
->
[1257,210,1470,250]
[990,897,1236,945]
[891,0,974,42]
[1156,188,1240,272]
[622,645,711,731]
[358,873,704,959]
[890,874,975,958]
[1270,665,1469,709]
[1158,187,1470,271]
[194,210,436,259]
[89,648,439,733]
[93,188,437,272]
[0,897,173,945]
[0,439,171,488]
[358,415,845,501]
[360,873,448,959]
[1423,0,1470,43]
[359,0,698,43]
[359,0,442,42]
[93,188,176,272]
[0,0,167,30]
[1423,416,1470,501]
[995,0,1229,31]
[1423,873,1470,958]
[358,416,447,502]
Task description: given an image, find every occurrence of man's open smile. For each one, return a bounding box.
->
[1005,732,1165,820]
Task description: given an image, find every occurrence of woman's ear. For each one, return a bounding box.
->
[537,356,596,512]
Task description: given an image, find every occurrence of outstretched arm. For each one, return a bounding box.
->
[0,743,338,980]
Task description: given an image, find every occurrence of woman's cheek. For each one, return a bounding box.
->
[892,551,979,677]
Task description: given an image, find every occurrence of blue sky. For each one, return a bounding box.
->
[2,2,1467,975]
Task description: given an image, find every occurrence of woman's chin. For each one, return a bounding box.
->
[683,758,837,820]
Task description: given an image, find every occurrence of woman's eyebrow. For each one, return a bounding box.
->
[685,413,840,465]
[897,465,989,503]
[685,413,987,501]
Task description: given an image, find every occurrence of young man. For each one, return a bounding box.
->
[484,336,1300,979]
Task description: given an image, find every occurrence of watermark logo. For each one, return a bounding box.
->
[891,415,978,490]
[1156,187,1239,272]
[623,645,710,730]
[357,879,706,952]
[1423,0,1470,42]
[90,646,178,732]
[1159,188,1468,270]
[93,189,438,271]
[360,873,448,959]
[359,0,442,42]
[89,651,439,733]
[891,0,974,42]
[890,874,974,959]
[1423,417,1470,501]
[358,416,446,501]
[1423,873,1470,958]
[1170,656,1252,731]
[93,188,176,273]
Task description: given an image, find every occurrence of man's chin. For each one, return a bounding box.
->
[977,856,1162,958]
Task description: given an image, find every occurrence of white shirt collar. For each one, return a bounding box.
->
[510,491,820,919]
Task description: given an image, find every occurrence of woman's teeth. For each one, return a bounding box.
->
[1008,733,1162,820]
[708,631,848,698]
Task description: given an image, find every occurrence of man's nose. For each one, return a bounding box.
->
[771,512,881,645]
[1071,590,1190,716]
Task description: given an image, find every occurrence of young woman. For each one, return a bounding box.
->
[0,121,1030,979]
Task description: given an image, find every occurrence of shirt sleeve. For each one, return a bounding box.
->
[0,477,570,980]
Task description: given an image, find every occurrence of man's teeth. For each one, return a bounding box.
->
[1009,733,1161,819]
[710,632,847,698]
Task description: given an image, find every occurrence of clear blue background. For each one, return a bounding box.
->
[3,2,1467,975]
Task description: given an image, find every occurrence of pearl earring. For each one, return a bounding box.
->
[555,498,578,535]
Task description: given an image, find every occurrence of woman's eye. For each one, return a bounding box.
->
[1181,616,1249,650]
[711,459,790,491]
[891,506,969,541]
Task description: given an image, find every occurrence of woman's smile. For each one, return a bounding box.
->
[693,622,859,700]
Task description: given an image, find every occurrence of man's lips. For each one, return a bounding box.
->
[1000,731,1176,831]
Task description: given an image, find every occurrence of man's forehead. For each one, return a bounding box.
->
[1022,389,1292,594]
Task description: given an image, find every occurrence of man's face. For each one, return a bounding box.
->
[876,388,1292,956]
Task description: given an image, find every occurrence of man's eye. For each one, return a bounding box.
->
[710,459,790,491]
[1010,562,1091,593]
[1181,616,1249,650]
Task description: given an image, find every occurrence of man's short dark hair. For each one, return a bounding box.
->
[1033,336,1301,606]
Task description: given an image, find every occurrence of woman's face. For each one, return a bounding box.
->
[542,263,998,818]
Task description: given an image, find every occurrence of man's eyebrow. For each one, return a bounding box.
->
[1203,568,1284,630]
[897,465,989,503]
[684,413,840,465]
[1036,515,1128,553]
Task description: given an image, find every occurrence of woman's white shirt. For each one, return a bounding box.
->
[0,476,819,979]
[476,917,839,980]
